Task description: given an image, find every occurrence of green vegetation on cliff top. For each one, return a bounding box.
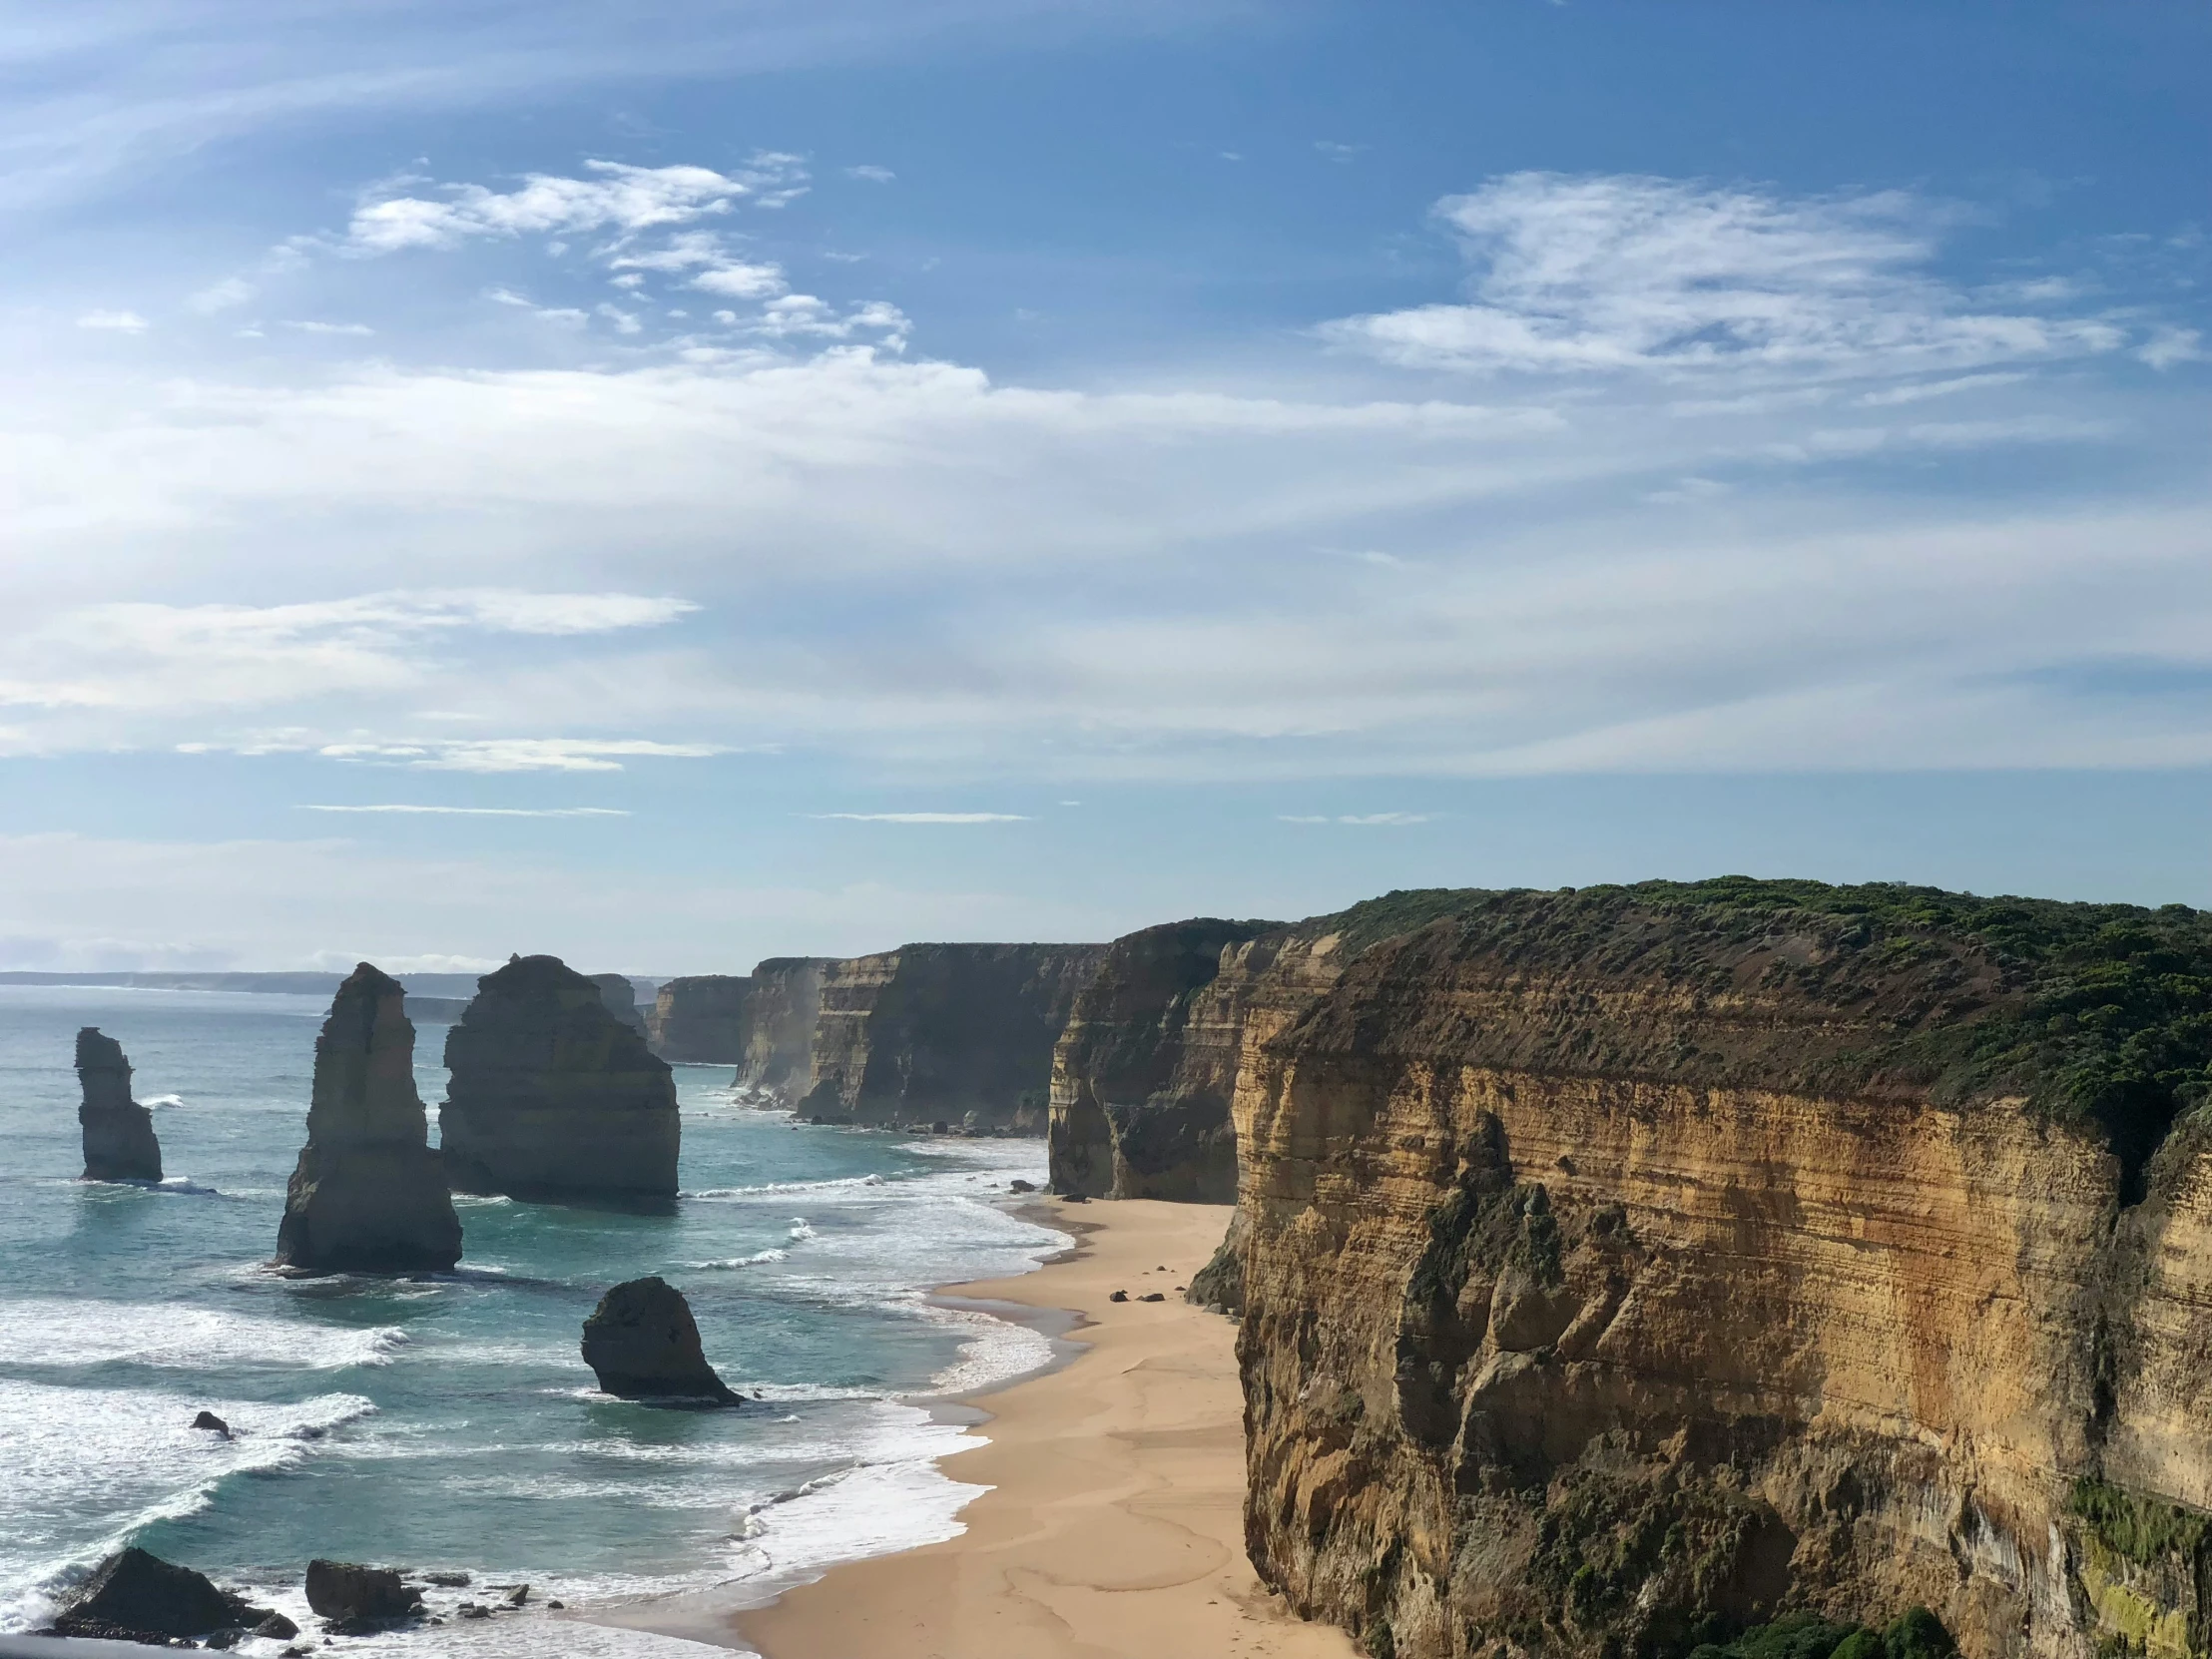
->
[1303,876,2212,1193]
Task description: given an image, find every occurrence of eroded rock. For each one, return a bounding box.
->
[274,963,463,1275]
[47,1546,271,1642]
[648,974,753,1063]
[581,1276,738,1404]
[441,955,680,1202]
[76,1027,162,1183]
[304,1558,420,1626]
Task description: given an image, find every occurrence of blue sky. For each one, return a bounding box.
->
[2,0,2209,972]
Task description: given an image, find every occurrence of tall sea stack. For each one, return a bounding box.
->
[274,964,462,1274]
[441,954,680,1202]
[76,1027,162,1182]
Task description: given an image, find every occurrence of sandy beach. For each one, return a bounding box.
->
[722,1196,1357,1659]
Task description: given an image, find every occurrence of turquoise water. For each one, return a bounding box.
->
[0,986,1062,1656]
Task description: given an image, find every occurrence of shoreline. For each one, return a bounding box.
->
[595,1196,1357,1659]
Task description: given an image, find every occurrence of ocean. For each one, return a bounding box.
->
[0,985,1066,1656]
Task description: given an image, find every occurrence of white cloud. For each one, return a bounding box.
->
[342,157,807,255]
[812,813,1033,823]
[692,261,790,299]
[76,308,149,332]
[2140,325,2206,370]
[188,277,256,313]
[845,165,895,184]
[315,738,725,773]
[283,319,375,335]
[1279,813,1434,825]
[296,804,630,817]
[1325,173,2128,380]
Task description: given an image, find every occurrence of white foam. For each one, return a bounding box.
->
[687,1249,787,1270]
[141,1094,185,1109]
[0,1301,408,1372]
[786,1217,816,1243]
[683,1173,886,1200]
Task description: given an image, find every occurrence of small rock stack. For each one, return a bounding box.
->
[76,1027,163,1183]
[274,963,463,1275]
[581,1277,739,1404]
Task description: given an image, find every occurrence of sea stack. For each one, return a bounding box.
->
[274,963,462,1275]
[76,1027,162,1182]
[580,1277,738,1403]
[648,973,753,1063]
[441,954,680,1202]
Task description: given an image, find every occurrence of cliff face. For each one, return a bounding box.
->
[275,963,462,1274]
[75,1027,162,1182]
[736,957,836,1096]
[1047,918,1280,1200]
[591,973,648,1036]
[441,954,681,1202]
[1231,881,2212,1659]
[648,975,753,1064]
[800,943,1107,1132]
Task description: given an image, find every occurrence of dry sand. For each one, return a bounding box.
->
[727,1196,1358,1659]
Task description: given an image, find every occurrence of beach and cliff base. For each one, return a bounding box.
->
[720,1197,1356,1659]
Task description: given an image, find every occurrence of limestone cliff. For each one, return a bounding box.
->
[649,974,752,1064]
[799,943,1107,1132]
[1231,879,2212,1659]
[591,973,648,1036]
[75,1027,162,1182]
[274,964,461,1274]
[1047,918,1279,1200]
[441,954,680,1202]
[736,957,836,1096]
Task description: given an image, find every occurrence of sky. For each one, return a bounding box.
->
[2,0,2209,973]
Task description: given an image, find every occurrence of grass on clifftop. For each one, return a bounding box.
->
[1304,876,2212,1198]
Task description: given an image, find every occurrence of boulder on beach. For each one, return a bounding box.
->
[581,1276,739,1404]
[304,1558,421,1625]
[274,963,463,1275]
[76,1027,162,1183]
[47,1546,272,1643]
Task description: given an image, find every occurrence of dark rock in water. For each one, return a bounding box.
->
[648,974,752,1063]
[254,1611,300,1639]
[501,1584,530,1607]
[581,1276,739,1403]
[423,1571,471,1588]
[547,1598,566,1609]
[799,943,1107,1134]
[191,1409,232,1437]
[591,973,649,1036]
[442,955,680,1202]
[1008,1178,1036,1193]
[304,1558,420,1625]
[459,1603,491,1619]
[47,1546,271,1642]
[206,1625,247,1649]
[274,964,463,1275]
[76,1027,162,1183]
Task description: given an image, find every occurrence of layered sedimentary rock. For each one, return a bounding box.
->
[275,964,462,1274]
[799,943,1107,1132]
[441,954,680,1201]
[591,973,648,1036]
[648,974,753,1064]
[1231,879,2212,1659]
[48,1547,274,1643]
[1047,917,1279,1200]
[75,1026,162,1182]
[736,957,836,1096]
[581,1276,739,1403]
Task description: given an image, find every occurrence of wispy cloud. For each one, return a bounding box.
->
[811,812,1033,824]
[1279,813,1436,826]
[845,165,895,184]
[297,804,630,817]
[317,739,726,774]
[282,319,375,335]
[76,308,149,332]
[1324,173,2131,380]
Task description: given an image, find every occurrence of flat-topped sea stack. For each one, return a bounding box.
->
[648,974,752,1063]
[799,942,1107,1132]
[1047,917,1279,1201]
[581,1276,739,1404]
[735,957,836,1096]
[75,1027,162,1182]
[441,954,680,1202]
[1231,879,2212,1659]
[591,972,648,1036]
[274,963,462,1274]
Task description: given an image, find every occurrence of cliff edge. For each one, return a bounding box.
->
[1232,878,2212,1659]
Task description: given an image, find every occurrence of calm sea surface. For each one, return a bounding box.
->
[0,985,1062,1656]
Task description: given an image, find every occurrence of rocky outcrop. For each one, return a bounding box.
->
[47,1547,273,1643]
[1047,918,1278,1200]
[737,957,837,1096]
[441,955,680,1202]
[274,964,463,1275]
[649,974,752,1063]
[581,1276,739,1403]
[75,1026,162,1182]
[1231,879,2212,1659]
[305,1559,421,1626]
[800,943,1107,1132]
[592,973,648,1036]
